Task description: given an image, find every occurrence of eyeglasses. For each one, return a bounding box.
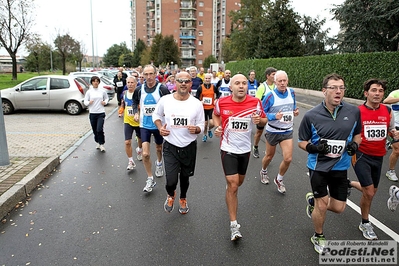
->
[139,76,144,79]
[176,79,192,84]
[326,86,346,91]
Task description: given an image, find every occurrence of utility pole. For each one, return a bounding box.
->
[0,90,10,166]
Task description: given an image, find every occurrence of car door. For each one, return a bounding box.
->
[14,77,50,109]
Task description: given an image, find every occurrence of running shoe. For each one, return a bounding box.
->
[164,193,175,213]
[388,185,399,211]
[179,198,189,214]
[96,143,100,149]
[386,138,393,150]
[274,177,286,194]
[99,145,106,152]
[208,130,213,138]
[155,161,164,177]
[260,169,269,184]
[202,135,207,142]
[359,222,378,240]
[253,146,259,158]
[127,160,136,170]
[386,170,399,181]
[230,224,242,241]
[305,192,314,219]
[136,147,142,161]
[311,234,327,254]
[143,178,156,193]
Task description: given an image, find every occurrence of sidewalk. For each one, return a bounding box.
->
[0,90,364,220]
[0,99,119,220]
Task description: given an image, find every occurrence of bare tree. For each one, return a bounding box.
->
[0,0,35,80]
[54,33,79,75]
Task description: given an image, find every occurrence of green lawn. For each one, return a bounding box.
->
[0,71,63,90]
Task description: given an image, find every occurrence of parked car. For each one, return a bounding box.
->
[68,73,116,101]
[1,75,89,115]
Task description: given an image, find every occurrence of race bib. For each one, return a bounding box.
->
[279,111,293,123]
[143,104,156,116]
[116,81,123,87]
[228,117,251,132]
[364,124,387,141]
[126,106,134,116]
[222,91,231,97]
[171,114,190,128]
[249,90,256,96]
[325,139,346,158]
[203,97,212,105]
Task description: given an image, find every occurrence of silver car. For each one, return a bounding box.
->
[68,73,116,100]
[1,75,89,115]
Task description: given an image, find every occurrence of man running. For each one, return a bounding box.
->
[213,73,267,241]
[259,70,299,192]
[195,73,220,142]
[153,71,204,214]
[133,64,170,193]
[298,73,361,254]
[253,67,276,158]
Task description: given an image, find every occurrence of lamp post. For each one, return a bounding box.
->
[90,0,95,69]
[96,20,102,69]
[0,90,10,166]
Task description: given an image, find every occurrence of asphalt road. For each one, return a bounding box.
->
[1,102,399,265]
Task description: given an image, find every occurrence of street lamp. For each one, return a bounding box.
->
[96,20,102,69]
[90,0,95,69]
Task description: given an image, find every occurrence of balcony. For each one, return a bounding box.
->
[180,35,196,40]
[181,54,196,59]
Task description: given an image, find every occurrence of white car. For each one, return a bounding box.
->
[68,73,116,101]
[1,75,89,115]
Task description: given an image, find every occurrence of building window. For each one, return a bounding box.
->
[199,50,203,55]
[199,2,204,7]
[198,21,203,26]
[198,60,203,64]
[199,40,203,45]
[199,11,203,17]
[198,31,203,36]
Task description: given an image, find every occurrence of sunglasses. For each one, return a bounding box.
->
[176,79,192,84]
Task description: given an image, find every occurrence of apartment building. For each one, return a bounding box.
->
[130,0,241,67]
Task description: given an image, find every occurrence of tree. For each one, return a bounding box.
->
[0,0,35,80]
[132,39,146,67]
[149,34,163,65]
[257,0,304,58]
[332,0,399,52]
[25,36,49,73]
[103,42,131,67]
[203,55,217,68]
[300,16,330,55]
[53,33,80,75]
[157,35,180,67]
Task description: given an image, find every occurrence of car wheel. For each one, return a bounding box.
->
[2,99,14,114]
[65,101,83,115]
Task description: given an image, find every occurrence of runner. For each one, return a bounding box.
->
[348,79,398,240]
[259,70,299,192]
[132,64,170,193]
[120,76,143,170]
[153,71,205,214]
[195,73,220,142]
[253,67,276,159]
[298,73,361,254]
[213,73,267,241]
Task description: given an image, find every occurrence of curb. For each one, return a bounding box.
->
[0,156,59,220]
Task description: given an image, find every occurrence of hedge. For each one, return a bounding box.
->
[226,52,399,99]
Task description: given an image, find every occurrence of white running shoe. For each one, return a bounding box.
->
[155,161,164,177]
[359,222,378,240]
[143,178,156,192]
[99,145,105,152]
[260,169,269,184]
[230,224,242,241]
[388,185,399,211]
[386,170,399,181]
[127,160,136,170]
[136,147,142,161]
[274,177,286,194]
[95,143,100,149]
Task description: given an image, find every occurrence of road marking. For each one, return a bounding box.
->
[347,199,399,242]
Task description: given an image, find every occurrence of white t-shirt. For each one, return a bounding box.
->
[153,94,205,147]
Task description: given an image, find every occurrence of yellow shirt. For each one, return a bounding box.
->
[197,73,205,81]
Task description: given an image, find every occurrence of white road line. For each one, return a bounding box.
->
[346,199,399,242]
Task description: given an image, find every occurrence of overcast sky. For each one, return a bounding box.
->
[1,0,344,57]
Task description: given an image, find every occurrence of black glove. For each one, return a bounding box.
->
[306,139,329,154]
[347,141,358,156]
